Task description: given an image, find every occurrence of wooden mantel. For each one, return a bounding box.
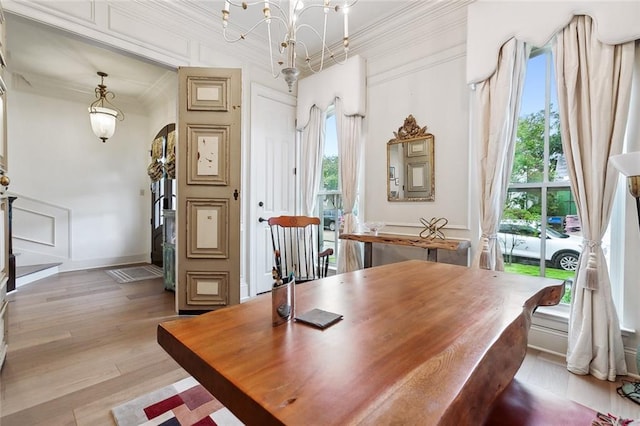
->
[339,232,470,267]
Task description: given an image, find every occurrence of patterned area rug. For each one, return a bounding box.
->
[111,377,243,426]
[106,265,163,283]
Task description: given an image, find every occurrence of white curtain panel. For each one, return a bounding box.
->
[335,99,364,273]
[300,106,327,216]
[472,38,529,271]
[553,15,634,381]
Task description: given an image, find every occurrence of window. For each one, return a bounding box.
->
[317,111,341,267]
[501,48,581,304]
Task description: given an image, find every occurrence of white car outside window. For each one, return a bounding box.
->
[498,223,582,271]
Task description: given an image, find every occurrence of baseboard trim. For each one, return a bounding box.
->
[528,323,639,377]
[16,265,60,288]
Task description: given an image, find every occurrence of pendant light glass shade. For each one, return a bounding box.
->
[89,106,118,143]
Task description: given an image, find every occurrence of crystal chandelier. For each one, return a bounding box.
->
[221,0,358,92]
[88,72,124,143]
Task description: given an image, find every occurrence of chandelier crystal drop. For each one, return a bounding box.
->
[221,0,357,92]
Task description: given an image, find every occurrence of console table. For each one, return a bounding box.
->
[339,232,470,267]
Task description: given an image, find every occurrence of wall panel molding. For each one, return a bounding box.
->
[107,4,191,60]
[10,194,71,264]
[13,207,55,246]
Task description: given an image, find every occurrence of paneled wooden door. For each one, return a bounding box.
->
[176,67,241,313]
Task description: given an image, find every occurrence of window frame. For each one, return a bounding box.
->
[317,107,342,268]
[505,47,575,308]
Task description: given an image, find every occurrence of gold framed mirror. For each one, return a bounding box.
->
[387,115,435,201]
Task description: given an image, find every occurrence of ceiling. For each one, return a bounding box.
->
[5,13,176,113]
[4,1,415,109]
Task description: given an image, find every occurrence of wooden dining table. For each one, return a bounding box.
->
[157,260,564,425]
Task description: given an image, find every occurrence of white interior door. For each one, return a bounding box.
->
[250,83,296,296]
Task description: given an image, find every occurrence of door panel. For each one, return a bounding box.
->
[177,67,241,313]
[250,84,296,296]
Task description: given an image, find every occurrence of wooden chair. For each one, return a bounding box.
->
[267,216,334,284]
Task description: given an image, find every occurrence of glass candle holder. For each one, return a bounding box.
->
[272,276,295,326]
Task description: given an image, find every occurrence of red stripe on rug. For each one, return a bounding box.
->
[144,394,184,419]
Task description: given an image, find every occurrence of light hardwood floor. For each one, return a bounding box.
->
[0,268,188,425]
[1,268,639,425]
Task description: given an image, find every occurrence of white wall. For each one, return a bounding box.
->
[3,0,287,299]
[8,89,152,271]
[361,4,470,265]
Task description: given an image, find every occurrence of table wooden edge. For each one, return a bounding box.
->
[157,323,285,425]
[443,279,566,424]
[339,232,471,251]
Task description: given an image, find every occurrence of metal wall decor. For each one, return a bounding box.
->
[419,217,448,240]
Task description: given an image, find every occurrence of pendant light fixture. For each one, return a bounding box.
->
[88,71,124,143]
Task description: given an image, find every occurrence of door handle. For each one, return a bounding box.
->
[258,217,267,223]
[0,174,10,195]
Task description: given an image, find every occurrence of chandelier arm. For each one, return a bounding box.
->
[296,23,344,60]
[319,7,328,70]
[223,15,288,43]
[266,21,281,79]
[298,40,325,74]
[225,0,269,8]
[293,3,331,19]
[225,0,288,21]
[293,0,359,19]
[297,23,349,60]
[297,41,349,74]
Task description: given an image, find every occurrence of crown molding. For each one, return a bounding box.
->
[4,0,473,101]
[9,69,173,114]
[305,0,473,74]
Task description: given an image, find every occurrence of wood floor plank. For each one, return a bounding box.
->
[1,269,182,425]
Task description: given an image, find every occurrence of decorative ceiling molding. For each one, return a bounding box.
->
[4,0,475,103]
[9,70,163,114]
[306,0,473,75]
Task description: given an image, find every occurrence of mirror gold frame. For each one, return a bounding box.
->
[387,115,435,201]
